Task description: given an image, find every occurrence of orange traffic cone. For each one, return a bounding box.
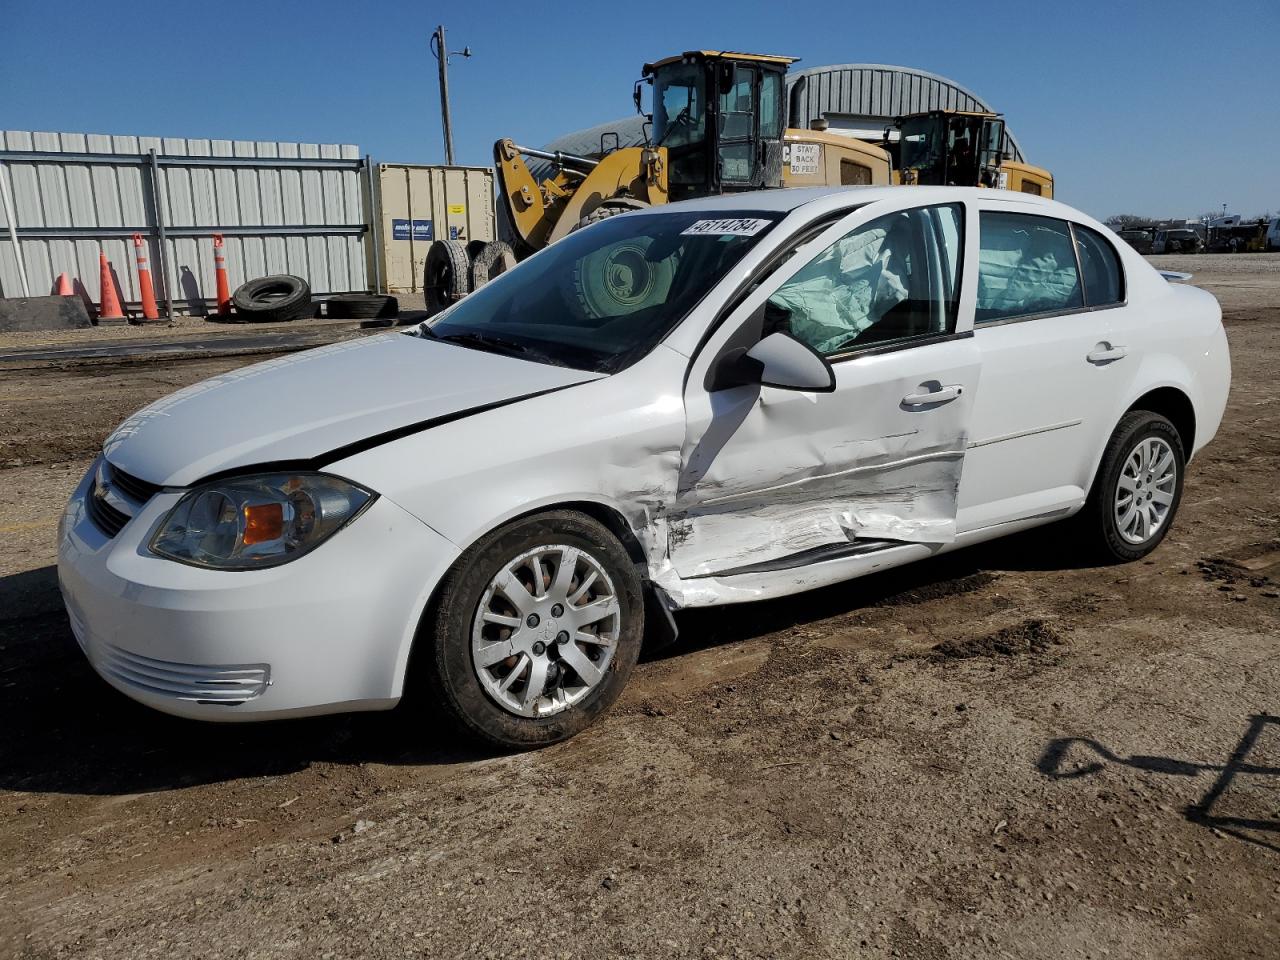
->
[55,272,74,296]
[132,233,159,320]
[212,234,231,315]
[97,253,125,321]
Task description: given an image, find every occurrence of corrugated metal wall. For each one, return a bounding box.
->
[0,131,369,309]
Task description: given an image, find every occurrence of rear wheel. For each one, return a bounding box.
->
[424,240,471,315]
[421,511,644,749]
[1078,411,1185,562]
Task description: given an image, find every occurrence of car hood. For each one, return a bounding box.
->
[102,333,602,487]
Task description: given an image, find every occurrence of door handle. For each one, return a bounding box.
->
[902,384,963,406]
[1087,342,1127,364]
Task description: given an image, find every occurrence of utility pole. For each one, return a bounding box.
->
[430,25,471,166]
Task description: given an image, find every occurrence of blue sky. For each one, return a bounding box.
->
[3,0,1277,220]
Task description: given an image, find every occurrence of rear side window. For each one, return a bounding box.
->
[976,212,1082,323]
[1074,224,1124,306]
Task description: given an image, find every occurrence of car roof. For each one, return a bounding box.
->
[639,185,1076,218]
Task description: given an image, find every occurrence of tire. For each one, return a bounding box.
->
[469,241,517,291]
[573,199,648,231]
[424,240,471,316]
[1076,411,1185,562]
[418,510,645,750]
[325,293,399,320]
[230,275,312,323]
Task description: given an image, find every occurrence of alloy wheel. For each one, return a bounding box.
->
[1114,436,1177,545]
[471,544,621,718]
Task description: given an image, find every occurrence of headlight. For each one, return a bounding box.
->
[149,473,375,570]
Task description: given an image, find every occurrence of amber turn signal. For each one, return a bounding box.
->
[242,502,284,545]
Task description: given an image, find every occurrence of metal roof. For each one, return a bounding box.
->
[643,51,799,73]
[786,63,1025,161]
[537,62,1026,178]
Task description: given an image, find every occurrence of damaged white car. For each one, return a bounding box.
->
[58,186,1230,748]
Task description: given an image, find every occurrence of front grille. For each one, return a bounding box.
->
[108,463,162,503]
[85,460,162,539]
[89,642,271,705]
[86,482,130,537]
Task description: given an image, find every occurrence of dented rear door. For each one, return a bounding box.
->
[671,199,980,578]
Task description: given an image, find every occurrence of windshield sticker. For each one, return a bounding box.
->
[681,218,771,237]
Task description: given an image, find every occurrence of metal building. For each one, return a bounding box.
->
[539,62,1025,168]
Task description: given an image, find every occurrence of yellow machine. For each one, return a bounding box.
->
[890,109,1054,197]
[493,52,892,258]
[424,52,1049,311]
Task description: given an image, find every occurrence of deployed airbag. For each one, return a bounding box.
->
[768,228,907,354]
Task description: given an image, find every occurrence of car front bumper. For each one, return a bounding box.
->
[57,461,460,721]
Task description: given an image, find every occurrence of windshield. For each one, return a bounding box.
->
[652,62,709,188]
[422,209,781,373]
[653,63,706,148]
[898,115,942,181]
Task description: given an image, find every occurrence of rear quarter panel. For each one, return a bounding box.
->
[1098,250,1230,471]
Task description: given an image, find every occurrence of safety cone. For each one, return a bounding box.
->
[132,233,159,320]
[55,272,74,296]
[97,253,125,321]
[212,234,231,315]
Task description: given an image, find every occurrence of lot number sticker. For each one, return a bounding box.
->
[681,218,772,237]
[789,143,822,176]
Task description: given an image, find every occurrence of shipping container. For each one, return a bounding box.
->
[372,163,494,293]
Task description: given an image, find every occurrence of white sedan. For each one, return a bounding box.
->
[58,186,1230,748]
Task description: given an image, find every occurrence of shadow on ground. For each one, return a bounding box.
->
[1038,715,1280,854]
[2,525,1095,797]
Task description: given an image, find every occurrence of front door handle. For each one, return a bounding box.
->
[1087,342,1127,364]
[902,384,963,406]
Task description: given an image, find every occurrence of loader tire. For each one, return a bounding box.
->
[574,199,648,231]
[231,275,312,323]
[424,240,471,316]
[470,241,517,291]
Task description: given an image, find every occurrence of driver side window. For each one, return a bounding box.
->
[766,204,964,357]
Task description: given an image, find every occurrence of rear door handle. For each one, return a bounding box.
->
[902,384,963,406]
[1087,342,1127,364]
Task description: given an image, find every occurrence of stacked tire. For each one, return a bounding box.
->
[230,275,314,323]
[424,240,519,316]
[424,241,471,315]
[326,294,399,325]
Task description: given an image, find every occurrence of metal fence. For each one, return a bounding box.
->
[0,131,372,312]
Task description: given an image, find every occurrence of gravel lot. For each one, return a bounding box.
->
[1,256,1278,959]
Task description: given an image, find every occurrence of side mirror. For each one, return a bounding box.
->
[633,78,650,116]
[710,332,836,393]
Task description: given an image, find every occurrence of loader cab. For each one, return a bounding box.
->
[641,51,793,201]
[895,110,1006,188]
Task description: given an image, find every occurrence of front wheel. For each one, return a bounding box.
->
[420,511,644,749]
[1078,411,1185,562]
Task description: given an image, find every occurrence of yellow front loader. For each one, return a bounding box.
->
[890,109,1054,197]
[423,52,1046,313]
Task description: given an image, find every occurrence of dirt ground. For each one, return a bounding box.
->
[1,255,1278,959]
